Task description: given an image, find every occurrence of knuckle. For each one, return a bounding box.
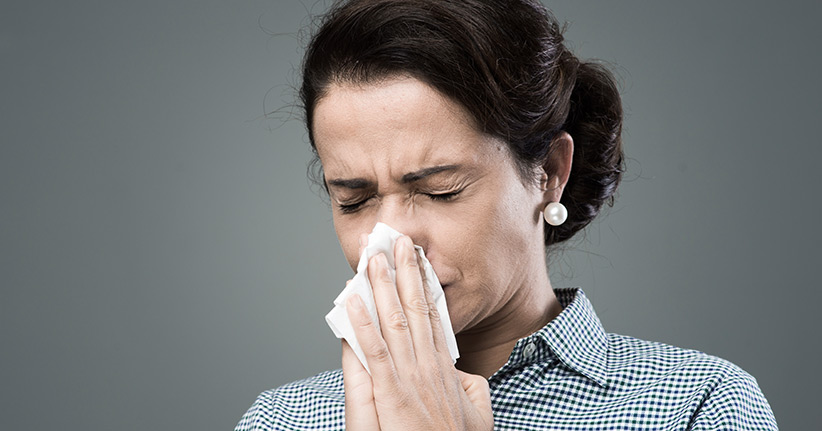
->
[427,302,441,322]
[394,390,411,408]
[370,344,392,363]
[356,327,392,363]
[360,334,389,360]
[386,309,409,330]
[408,297,431,316]
[355,315,376,331]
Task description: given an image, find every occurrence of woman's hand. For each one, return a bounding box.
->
[342,235,493,431]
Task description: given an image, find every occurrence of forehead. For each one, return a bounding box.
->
[312,77,500,180]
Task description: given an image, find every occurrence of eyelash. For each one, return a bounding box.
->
[337,190,463,214]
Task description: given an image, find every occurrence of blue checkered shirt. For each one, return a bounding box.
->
[236,288,777,430]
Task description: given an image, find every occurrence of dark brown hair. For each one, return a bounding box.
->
[301,0,624,246]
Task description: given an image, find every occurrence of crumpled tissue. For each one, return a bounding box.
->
[325,222,460,373]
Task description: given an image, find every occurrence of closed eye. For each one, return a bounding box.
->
[426,190,462,201]
[336,190,463,214]
[337,197,370,214]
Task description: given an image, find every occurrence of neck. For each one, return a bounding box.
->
[454,272,563,378]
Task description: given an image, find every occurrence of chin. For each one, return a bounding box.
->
[441,293,469,335]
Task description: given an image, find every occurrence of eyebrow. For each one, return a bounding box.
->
[401,164,460,183]
[326,177,371,189]
[326,164,461,189]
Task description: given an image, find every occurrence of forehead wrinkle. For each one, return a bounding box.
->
[314,77,498,192]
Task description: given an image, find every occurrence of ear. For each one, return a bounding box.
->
[539,131,574,204]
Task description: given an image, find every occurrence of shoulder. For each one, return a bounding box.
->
[608,333,756,386]
[234,369,345,431]
[607,334,777,429]
[608,332,743,378]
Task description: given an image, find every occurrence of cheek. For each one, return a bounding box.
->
[426,194,508,289]
[334,210,393,273]
[453,182,542,287]
[333,217,364,272]
[491,178,543,244]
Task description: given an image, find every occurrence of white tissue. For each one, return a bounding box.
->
[325,223,460,373]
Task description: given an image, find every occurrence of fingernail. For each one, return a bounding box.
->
[399,236,414,260]
[402,235,414,250]
[348,294,363,310]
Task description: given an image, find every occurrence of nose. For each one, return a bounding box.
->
[375,196,429,252]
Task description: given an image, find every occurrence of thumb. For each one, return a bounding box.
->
[457,370,493,425]
[342,340,380,430]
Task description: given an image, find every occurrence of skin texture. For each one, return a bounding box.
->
[313,76,573,429]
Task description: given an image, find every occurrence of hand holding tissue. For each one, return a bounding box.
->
[325,223,460,373]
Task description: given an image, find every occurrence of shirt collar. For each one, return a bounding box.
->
[501,288,610,387]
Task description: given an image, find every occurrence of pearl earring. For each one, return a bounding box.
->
[543,202,568,226]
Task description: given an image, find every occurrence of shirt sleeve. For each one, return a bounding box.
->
[688,370,778,430]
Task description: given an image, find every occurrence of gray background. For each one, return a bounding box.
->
[2,1,819,429]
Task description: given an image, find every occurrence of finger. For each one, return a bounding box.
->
[419,256,450,362]
[368,253,417,371]
[342,340,380,430]
[394,236,437,360]
[457,370,494,428]
[358,233,368,258]
[345,293,400,386]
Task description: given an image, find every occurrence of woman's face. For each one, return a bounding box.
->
[313,77,550,335]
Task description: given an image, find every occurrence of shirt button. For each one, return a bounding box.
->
[523,342,537,359]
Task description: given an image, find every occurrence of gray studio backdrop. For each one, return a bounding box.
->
[2,1,820,429]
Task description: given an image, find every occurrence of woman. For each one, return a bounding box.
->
[237,0,777,429]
